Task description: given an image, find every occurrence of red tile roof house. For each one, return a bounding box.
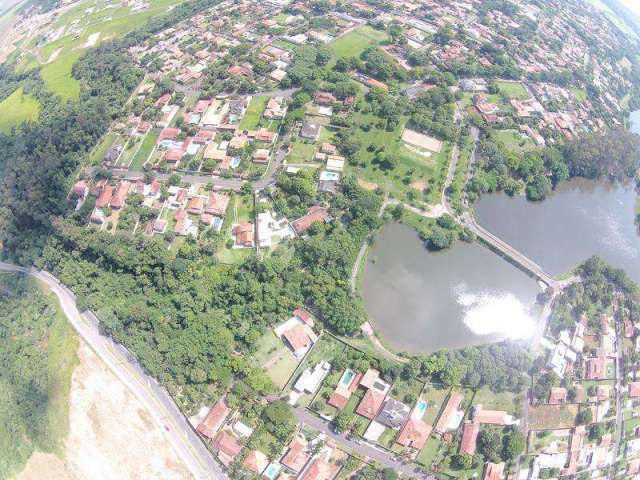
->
[110,182,130,209]
[434,393,463,434]
[328,371,363,410]
[282,324,314,357]
[281,437,310,474]
[187,196,205,215]
[95,185,114,209]
[459,421,480,455]
[548,387,568,404]
[197,399,230,439]
[164,148,184,167]
[292,206,331,235]
[233,222,255,248]
[212,431,242,467]
[356,389,386,419]
[483,462,505,480]
[629,382,640,398]
[71,180,89,200]
[204,192,230,217]
[157,127,181,144]
[397,418,432,451]
[586,356,607,380]
[243,450,269,475]
[314,91,337,106]
[300,458,340,480]
[473,407,514,426]
[293,308,314,327]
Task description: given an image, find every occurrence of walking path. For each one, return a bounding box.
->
[0,262,224,480]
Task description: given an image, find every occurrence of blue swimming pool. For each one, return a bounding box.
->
[340,369,356,386]
[413,399,427,420]
[263,463,281,480]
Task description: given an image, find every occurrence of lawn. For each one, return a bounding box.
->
[34,0,184,99]
[570,86,587,102]
[527,430,570,454]
[0,88,41,133]
[239,95,269,130]
[471,387,519,415]
[285,334,346,392]
[417,436,441,468]
[130,128,160,170]
[493,129,536,153]
[349,113,449,204]
[329,25,388,64]
[287,140,317,164]
[495,80,529,100]
[420,383,451,425]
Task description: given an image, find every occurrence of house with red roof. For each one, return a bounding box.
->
[281,437,310,473]
[356,389,385,419]
[293,308,314,327]
[292,206,331,235]
[110,182,130,210]
[300,458,339,480]
[197,399,230,439]
[434,393,464,434]
[233,222,255,248]
[397,418,432,450]
[205,192,230,217]
[549,387,568,404]
[483,462,504,480]
[212,431,242,466]
[243,450,269,475]
[459,421,480,455]
[282,324,314,358]
[586,356,607,380]
[629,382,640,398]
[473,406,515,426]
[95,185,114,209]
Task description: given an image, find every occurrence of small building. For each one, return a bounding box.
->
[292,206,331,235]
[187,196,205,215]
[549,387,568,404]
[300,119,321,140]
[434,393,464,434]
[293,361,331,395]
[356,389,386,419]
[327,369,362,410]
[282,324,314,358]
[243,450,269,475]
[300,458,339,480]
[397,418,432,450]
[281,437,310,473]
[376,398,411,429]
[205,192,230,216]
[253,148,271,164]
[459,421,480,455]
[233,222,255,248]
[483,462,504,480]
[212,431,242,467]
[95,185,114,209]
[197,399,230,439]
[473,406,515,426]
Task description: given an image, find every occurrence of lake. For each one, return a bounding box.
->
[361,223,540,353]
[362,112,640,353]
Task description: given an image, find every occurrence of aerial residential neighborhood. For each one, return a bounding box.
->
[3,0,640,479]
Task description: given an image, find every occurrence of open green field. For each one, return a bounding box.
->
[287,139,317,164]
[417,436,441,467]
[493,129,536,153]
[472,386,518,414]
[528,404,579,430]
[570,86,587,102]
[329,25,388,64]
[239,95,269,130]
[32,0,184,99]
[346,113,450,204]
[495,80,529,100]
[253,331,300,390]
[0,87,41,133]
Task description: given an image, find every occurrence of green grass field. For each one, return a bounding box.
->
[495,80,529,100]
[130,128,160,169]
[0,87,41,133]
[471,386,518,414]
[239,95,269,130]
[329,25,388,64]
[570,86,587,102]
[287,140,317,164]
[493,129,536,153]
[33,0,184,99]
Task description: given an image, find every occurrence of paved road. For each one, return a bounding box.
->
[0,262,224,480]
[293,407,436,479]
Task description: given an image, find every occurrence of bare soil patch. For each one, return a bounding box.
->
[16,342,192,480]
[357,178,378,191]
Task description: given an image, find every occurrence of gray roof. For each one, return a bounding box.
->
[300,120,321,139]
[375,398,410,429]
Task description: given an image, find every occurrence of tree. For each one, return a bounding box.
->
[332,412,354,433]
[451,453,474,470]
[262,401,296,441]
[502,431,525,460]
[478,430,502,462]
[576,408,593,425]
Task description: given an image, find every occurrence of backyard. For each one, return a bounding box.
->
[239,95,269,130]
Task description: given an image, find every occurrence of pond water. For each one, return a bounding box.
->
[361,223,540,353]
[362,112,640,353]
[475,179,640,281]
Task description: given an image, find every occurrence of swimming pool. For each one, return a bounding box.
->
[263,463,281,480]
[412,398,427,420]
[340,369,356,387]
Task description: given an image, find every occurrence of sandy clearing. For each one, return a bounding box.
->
[16,341,193,480]
[83,32,101,48]
[46,48,61,63]
[410,180,427,191]
[357,178,378,191]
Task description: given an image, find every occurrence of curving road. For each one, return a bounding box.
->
[0,262,223,480]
